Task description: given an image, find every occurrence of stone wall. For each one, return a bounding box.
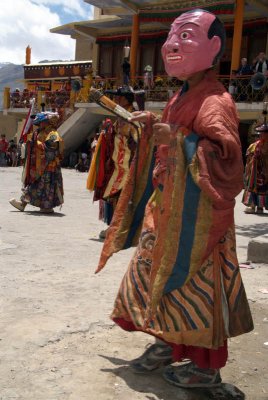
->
[0,112,23,141]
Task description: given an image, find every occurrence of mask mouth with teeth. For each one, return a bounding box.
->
[161,9,225,80]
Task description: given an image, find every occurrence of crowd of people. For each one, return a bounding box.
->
[0,134,24,167]
[227,52,268,101]
[234,52,268,76]
[68,140,93,172]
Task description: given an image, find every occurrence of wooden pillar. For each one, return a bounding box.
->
[130,14,139,80]
[26,46,31,65]
[230,0,245,74]
[69,90,76,108]
[3,87,10,109]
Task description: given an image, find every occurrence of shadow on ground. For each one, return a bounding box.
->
[236,222,268,238]
[98,355,245,400]
[89,237,104,243]
[13,211,66,217]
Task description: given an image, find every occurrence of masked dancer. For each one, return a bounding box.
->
[242,107,268,214]
[9,112,64,214]
[87,87,137,238]
[96,9,253,389]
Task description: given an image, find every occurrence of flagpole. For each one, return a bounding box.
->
[20,98,36,142]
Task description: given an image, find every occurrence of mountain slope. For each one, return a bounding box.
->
[0,63,24,110]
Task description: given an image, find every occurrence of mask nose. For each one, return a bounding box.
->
[165,34,179,52]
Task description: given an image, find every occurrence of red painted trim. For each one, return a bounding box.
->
[113,317,228,369]
[97,30,168,43]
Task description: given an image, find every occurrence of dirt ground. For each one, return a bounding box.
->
[0,167,267,400]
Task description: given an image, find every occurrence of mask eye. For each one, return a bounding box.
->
[180,31,189,39]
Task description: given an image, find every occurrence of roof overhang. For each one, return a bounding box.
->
[51,0,268,40]
[83,0,268,18]
[83,0,237,15]
[50,15,171,38]
[83,0,139,14]
[24,60,92,67]
[50,16,130,37]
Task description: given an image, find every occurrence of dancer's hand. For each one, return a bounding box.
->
[128,111,150,124]
[153,123,171,145]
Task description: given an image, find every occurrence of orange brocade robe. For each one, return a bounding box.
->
[97,71,253,367]
[103,117,137,199]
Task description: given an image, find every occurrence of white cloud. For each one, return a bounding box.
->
[0,0,93,64]
[32,0,91,19]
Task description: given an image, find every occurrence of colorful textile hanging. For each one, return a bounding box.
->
[139,0,235,22]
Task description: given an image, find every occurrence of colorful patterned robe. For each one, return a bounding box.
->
[22,127,64,209]
[87,110,137,202]
[96,71,254,366]
[242,139,268,209]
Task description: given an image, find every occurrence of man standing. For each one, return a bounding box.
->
[236,57,252,75]
[253,52,268,75]
[122,58,131,86]
[9,111,64,213]
[235,58,252,101]
[0,134,8,166]
[96,9,253,389]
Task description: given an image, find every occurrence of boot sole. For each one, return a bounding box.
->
[9,202,25,212]
[131,358,173,374]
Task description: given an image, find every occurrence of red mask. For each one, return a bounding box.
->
[161,10,221,80]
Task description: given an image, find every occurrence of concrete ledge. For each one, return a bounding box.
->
[247,234,268,263]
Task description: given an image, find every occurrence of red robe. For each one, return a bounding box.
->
[97,70,253,368]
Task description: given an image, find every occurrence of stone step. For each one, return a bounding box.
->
[247,234,268,263]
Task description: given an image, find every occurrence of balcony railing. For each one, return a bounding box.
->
[91,74,268,102]
[7,74,268,113]
[127,74,268,103]
[219,75,268,103]
[9,89,71,110]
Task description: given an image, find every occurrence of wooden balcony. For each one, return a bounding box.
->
[6,75,268,114]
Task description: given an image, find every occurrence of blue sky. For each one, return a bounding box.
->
[0,0,93,64]
[38,0,93,25]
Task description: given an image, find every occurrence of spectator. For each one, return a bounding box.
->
[144,65,153,89]
[11,88,21,107]
[122,57,130,86]
[253,52,268,75]
[69,152,78,168]
[235,58,252,101]
[7,140,18,167]
[75,152,88,172]
[236,58,252,75]
[0,134,8,166]
[90,132,100,153]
